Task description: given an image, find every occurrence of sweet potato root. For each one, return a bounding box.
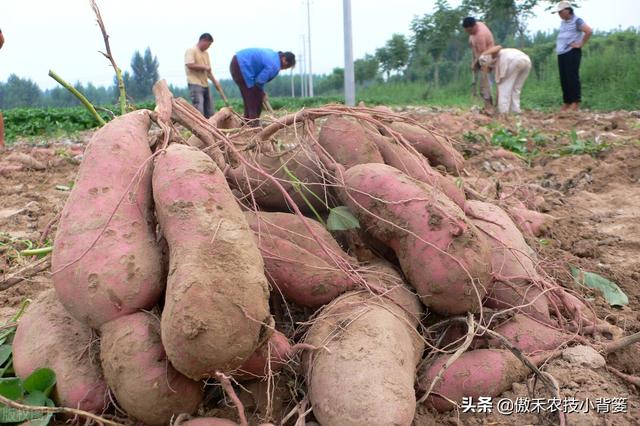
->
[304,289,424,426]
[52,110,163,329]
[245,211,357,307]
[100,312,203,425]
[12,290,107,412]
[418,349,533,412]
[318,116,384,168]
[507,206,555,237]
[228,148,329,213]
[366,129,466,209]
[484,280,551,321]
[386,121,465,175]
[235,330,292,380]
[342,163,492,314]
[153,144,271,379]
[490,314,570,354]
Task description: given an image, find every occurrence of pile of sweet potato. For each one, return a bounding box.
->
[10,88,625,426]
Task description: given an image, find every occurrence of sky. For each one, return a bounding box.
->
[0,0,637,90]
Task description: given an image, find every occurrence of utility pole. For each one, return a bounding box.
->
[299,36,306,98]
[291,68,295,97]
[343,0,355,106]
[306,0,314,97]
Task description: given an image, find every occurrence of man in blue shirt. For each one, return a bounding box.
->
[230,48,295,126]
[555,1,592,112]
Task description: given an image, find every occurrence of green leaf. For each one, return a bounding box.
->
[327,206,360,231]
[0,345,12,368]
[0,359,14,378]
[23,368,56,396]
[571,267,629,307]
[0,377,24,400]
[29,398,55,426]
[24,390,47,407]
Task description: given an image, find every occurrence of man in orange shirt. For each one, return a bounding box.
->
[463,17,495,111]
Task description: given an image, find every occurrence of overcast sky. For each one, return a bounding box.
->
[0,0,637,89]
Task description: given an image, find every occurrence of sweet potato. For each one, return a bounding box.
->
[245,211,358,307]
[153,144,271,379]
[507,206,555,237]
[342,163,492,315]
[12,290,107,412]
[235,330,292,380]
[52,110,163,328]
[386,121,465,175]
[304,289,424,426]
[466,201,538,281]
[418,349,539,412]
[358,259,424,325]
[187,107,243,149]
[245,211,352,264]
[100,312,203,425]
[490,314,570,354]
[466,200,551,320]
[179,420,239,426]
[318,116,384,168]
[365,129,466,209]
[228,148,329,213]
[484,280,551,321]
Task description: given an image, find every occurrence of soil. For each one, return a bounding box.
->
[1,109,639,425]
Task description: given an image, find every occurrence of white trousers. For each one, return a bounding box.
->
[497,57,532,114]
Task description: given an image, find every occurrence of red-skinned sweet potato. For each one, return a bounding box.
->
[52,110,163,328]
[490,314,570,354]
[234,330,292,380]
[12,290,108,412]
[318,116,384,168]
[304,288,424,426]
[227,148,329,214]
[342,163,492,315]
[366,129,466,209]
[467,200,551,320]
[484,281,551,322]
[386,121,465,175]
[100,312,203,425]
[153,144,271,379]
[418,349,544,412]
[245,211,358,307]
[507,206,555,237]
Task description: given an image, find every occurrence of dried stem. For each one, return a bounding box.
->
[1,256,51,291]
[89,0,126,114]
[0,394,124,426]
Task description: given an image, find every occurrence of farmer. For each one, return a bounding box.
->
[0,28,5,148]
[555,1,592,111]
[478,46,532,114]
[230,48,295,126]
[462,16,495,111]
[184,33,225,118]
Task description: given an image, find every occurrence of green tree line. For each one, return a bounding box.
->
[1,0,638,111]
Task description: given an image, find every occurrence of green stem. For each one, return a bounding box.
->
[20,247,53,257]
[115,67,127,115]
[48,70,106,126]
[281,163,326,225]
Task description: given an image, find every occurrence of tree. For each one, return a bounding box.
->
[376,34,410,79]
[128,47,160,101]
[0,74,41,108]
[461,0,563,44]
[411,0,465,87]
[354,54,379,85]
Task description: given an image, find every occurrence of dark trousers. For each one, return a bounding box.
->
[188,84,213,118]
[558,48,582,104]
[230,55,263,126]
